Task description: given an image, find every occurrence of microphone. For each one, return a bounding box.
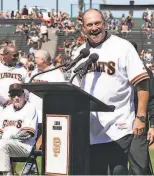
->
[73,53,99,73]
[65,48,90,71]
[69,53,99,83]
[29,63,67,83]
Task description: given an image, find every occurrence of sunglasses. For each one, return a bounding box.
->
[9,91,23,98]
[6,52,19,58]
[11,53,19,58]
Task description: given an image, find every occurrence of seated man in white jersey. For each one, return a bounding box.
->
[0,83,38,175]
[0,45,28,111]
[72,9,150,175]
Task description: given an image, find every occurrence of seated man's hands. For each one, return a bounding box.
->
[10,130,33,142]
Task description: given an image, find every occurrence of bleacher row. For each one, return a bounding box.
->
[55,31,81,57]
[118,31,154,55]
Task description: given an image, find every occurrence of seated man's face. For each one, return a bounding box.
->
[9,91,25,110]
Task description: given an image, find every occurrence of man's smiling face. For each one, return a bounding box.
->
[83,10,105,44]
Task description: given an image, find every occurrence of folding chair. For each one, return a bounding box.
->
[10,123,42,175]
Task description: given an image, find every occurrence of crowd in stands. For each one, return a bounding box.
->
[0,5,41,20]
[140,49,154,74]
[15,21,48,49]
[101,10,135,36]
[141,8,154,39]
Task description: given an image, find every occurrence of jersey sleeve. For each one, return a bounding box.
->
[21,104,38,136]
[125,44,149,86]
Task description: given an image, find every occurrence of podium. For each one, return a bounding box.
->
[22,82,115,175]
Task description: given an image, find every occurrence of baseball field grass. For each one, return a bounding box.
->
[15,150,154,174]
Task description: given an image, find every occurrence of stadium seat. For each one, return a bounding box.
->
[10,123,42,175]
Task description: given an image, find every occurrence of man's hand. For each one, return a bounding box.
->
[133,118,146,136]
[147,128,154,145]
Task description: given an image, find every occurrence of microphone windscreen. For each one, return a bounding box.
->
[89,53,99,63]
[80,48,90,58]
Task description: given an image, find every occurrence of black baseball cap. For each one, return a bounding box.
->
[9,83,23,94]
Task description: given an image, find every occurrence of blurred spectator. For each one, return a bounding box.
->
[11,11,14,19]
[144,51,153,63]
[14,10,21,19]
[28,33,39,45]
[55,54,63,67]
[126,13,132,32]
[146,8,152,22]
[77,12,83,28]
[21,5,28,19]
[121,14,126,24]
[3,10,9,19]
[140,50,145,61]
[64,40,72,57]
[29,42,38,55]
[54,54,64,72]
[40,23,48,42]
[33,6,39,19]
[121,22,129,38]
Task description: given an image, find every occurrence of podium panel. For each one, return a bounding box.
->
[43,94,91,175]
[45,114,69,175]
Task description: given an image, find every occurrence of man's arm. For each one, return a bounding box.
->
[136,79,149,117]
[134,79,149,136]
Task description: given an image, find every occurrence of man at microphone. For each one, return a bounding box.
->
[71,9,150,175]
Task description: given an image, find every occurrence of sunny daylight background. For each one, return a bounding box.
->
[1,0,153,173]
[2,0,154,17]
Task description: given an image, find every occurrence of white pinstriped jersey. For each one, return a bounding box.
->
[73,35,149,144]
[0,62,28,106]
[0,101,38,148]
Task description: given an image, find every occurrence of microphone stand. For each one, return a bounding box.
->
[69,72,81,83]
[69,60,95,83]
[69,66,87,84]
[29,63,67,83]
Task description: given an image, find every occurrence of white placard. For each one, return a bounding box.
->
[45,115,69,175]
